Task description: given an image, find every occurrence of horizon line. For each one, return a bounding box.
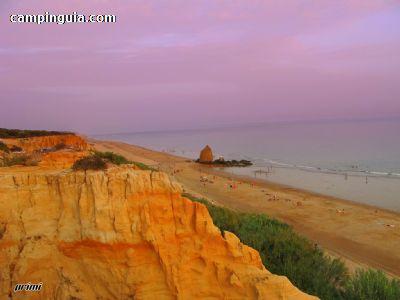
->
[89,115,400,137]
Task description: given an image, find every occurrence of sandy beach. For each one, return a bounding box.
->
[90,138,400,278]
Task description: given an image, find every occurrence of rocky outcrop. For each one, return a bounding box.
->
[0,135,88,153]
[0,166,317,300]
[199,145,213,163]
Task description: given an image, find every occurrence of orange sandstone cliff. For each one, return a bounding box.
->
[0,141,318,299]
[0,135,89,169]
[0,134,88,153]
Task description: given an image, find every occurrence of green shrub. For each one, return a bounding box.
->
[72,156,106,171]
[344,269,400,300]
[1,155,28,167]
[0,128,74,139]
[0,141,9,153]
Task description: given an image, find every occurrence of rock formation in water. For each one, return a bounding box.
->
[0,135,317,300]
[199,145,213,163]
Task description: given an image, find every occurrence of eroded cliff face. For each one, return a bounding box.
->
[0,166,317,300]
[0,134,88,152]
[38,151,89,169]
[0,135,89,169]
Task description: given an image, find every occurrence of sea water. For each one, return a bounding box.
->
[93,119,400,211]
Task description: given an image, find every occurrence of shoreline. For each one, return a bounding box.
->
[205,166,399,216]
[89,138,400,278]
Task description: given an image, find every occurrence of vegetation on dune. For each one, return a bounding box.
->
[183,193,400,300]
[93,151,131,165]
[344,269,400,300]
[73,151,156,171]
[0,128,74,139]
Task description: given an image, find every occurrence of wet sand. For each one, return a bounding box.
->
[90,138,400,278]
[229,165,400,212]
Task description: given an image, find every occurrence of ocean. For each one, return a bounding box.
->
[93,119,400,212]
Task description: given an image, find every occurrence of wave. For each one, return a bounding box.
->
[260,158,400,179]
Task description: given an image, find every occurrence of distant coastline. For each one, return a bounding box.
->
[91,119,400,212]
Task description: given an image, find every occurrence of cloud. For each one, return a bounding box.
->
[0,46,72,55]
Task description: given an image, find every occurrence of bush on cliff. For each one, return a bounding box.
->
[73,151,156,171]
[184,193,400,300]
[0,155,36,167]
[93,151,156,170]
[0,128,74,138]
[72,156,107,171]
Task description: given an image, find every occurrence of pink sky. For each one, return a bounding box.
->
[0,0,399,134]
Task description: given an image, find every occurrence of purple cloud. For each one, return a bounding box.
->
[0,0,399,133]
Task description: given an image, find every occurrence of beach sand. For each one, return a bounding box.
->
[90,138,400,278]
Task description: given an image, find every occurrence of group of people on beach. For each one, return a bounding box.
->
[170,167,183,176]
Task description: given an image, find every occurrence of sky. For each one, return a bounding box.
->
[0,0,399,134]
